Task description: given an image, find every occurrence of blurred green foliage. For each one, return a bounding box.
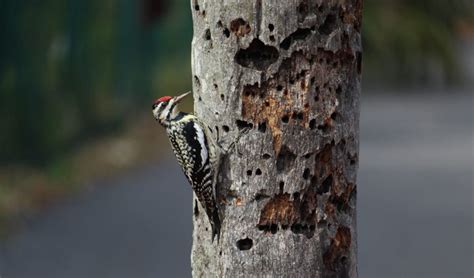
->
[362,0,472,85]
[0,0,192,166]
[0,0,471,166]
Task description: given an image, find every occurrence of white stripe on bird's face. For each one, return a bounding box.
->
[152,102,164,120]
[153,100,176,126]
[161,100,174,120]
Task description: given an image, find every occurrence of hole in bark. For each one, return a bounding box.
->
[303,168,310,180]
[293,192,300,200]
[304,153,312,159]
[270,224,278,234]
[297,70,306,79]
[279,181,284,192]
[330,112,341,122]
[318,123,331,133]
[258,122,267,133]
[341,256,348,265]
[280,28,311,50]
[217,20,223,27]
[255,168,262,175]
[255,192,269,201]
[230,18,251,37]
[276,85,283,91]
[223,28,230,38]
[311,175,318,189]
[319,13,337,35]
[194,200,199,216]
[214,83,218,89]
[296,112,304,120]
[220,94,225,101]
[262,153,271,159]
[297,1,308,15]
[222,125,230,132]
[323,226,352,270]
[276,146,296,173]
[310,76,315,85]
[236,237,253,250]
[291,223,303,233]
[194,4,199,11]
[318,175,333,194]
[348,153,358,165]
[314,95,319,102]
[309,119,316,129]
[194,75,200,87]
[268,23,274,32]
[204,28,211,40]
[281,115,289,123]
[235,39,279,71]
[198,96,202,101]
[247,170,252,176]
[336,85,342,94]
[236,120,253,130]
[269,35,275,42]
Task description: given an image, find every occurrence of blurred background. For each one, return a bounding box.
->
[0,0,472,277]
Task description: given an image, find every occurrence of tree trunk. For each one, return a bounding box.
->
[190,0,362,277]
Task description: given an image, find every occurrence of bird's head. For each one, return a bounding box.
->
[152,91,190,125]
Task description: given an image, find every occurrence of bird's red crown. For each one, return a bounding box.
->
[154,96,172,105]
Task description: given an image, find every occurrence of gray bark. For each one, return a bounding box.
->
[190,0,362,277]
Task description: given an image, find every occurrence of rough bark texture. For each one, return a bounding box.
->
[190,0,362,277]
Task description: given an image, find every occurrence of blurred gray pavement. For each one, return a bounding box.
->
[0,91,472,278]
[357,91,473,277]
[0,161,193,278]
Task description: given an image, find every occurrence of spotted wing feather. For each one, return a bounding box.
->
[166,115,220,241]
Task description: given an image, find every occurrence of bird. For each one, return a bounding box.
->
[152,92,221,242]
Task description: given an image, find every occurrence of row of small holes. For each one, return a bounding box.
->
[247,168,262,176]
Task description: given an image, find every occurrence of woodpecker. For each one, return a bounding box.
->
[152,92,221,242]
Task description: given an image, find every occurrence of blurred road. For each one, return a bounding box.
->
[0,91,472,278]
